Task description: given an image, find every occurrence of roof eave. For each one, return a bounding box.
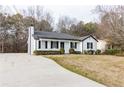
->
[80,35,98,42]
[33,36,80,41]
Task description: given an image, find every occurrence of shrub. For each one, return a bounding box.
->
[84,50,88,54]
[33,50,61,55]
[69,48,75,54]
[83,50,95,55]
[87,50,95,55]
[75,51,81,54]
[95,49,101,55]
[104,49,120,55]
[116,52,124,57]
[60,48,65,54]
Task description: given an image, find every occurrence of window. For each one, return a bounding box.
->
[87,42,93,49]
[87,43,90,49]
[75,42,77,49]
[60,42,64,48]
[45,41,48,49]
[51,41,59,49]
[70,42,77,49]
[38,40,41,49]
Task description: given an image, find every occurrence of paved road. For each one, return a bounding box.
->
[0,53,104,87]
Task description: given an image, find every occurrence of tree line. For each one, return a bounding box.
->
[0,6,54,53]
[95,5,124,50]
[0,5,124,53]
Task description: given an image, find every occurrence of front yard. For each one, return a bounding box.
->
[46,55,124,86]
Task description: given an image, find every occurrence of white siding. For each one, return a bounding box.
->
[82,36,97,51]
[97,40,107,52]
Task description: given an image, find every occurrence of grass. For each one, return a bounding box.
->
[45,54,124,87]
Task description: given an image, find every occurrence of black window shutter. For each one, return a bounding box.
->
[45,41,48,49]
[38,41,41,49]
[75,42,77,48]
[70,42,73,48]
[57,41,58,48]
[87,43,89,49]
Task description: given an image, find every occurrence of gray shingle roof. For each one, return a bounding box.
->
[33,31,98,41]
[33,31,80,41]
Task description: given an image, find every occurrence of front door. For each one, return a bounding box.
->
[60,42,64,49]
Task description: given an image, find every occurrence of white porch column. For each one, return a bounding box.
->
[59,41,60,49]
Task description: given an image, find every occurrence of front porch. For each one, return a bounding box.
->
[35,39,81,53]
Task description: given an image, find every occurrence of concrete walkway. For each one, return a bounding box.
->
[0,53,104,87]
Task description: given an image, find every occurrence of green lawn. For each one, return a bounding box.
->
[46,55,124,87]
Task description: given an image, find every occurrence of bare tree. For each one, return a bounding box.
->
[0,6,53,53]
[0,6,11,53]
[57,16,76,33]
[21,6,53,31]
[95,5,124,49]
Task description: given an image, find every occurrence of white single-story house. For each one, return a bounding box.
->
[28,26,106,55]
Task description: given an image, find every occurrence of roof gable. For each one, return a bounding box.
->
[80,35,98,42]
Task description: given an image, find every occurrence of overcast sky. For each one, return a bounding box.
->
[8,5,99,23]
[0,0,123,24]
[44,5,99,23]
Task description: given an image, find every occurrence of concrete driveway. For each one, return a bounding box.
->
[0,53,104,87]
